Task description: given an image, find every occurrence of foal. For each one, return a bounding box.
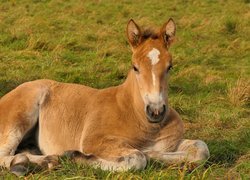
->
[0,19,209,175]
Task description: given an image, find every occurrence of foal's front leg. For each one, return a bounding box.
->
[67,137,147,171]
[63,149,147,171]
[145,139,210,165]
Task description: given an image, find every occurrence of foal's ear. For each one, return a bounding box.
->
[127,19,142,48]
[161,18,176,48]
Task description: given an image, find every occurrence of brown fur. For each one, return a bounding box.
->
[0,19,209,175]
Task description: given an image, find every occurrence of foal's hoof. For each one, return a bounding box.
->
[10,154,30,176]
[10,164,28,176]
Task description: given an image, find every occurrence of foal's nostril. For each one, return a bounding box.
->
[146,105,152,115]
[161,105,166,114]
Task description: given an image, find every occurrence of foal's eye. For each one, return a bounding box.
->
[133,65,139,73]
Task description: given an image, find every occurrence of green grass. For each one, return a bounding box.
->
[0,0,249,179]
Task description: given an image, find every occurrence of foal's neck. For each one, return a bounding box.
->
[117,71,162,131]
[118,71,145,117]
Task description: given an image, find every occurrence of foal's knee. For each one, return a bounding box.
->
[178,139,210,162]
[117,151,147,171]
[100,151,147,171]
[193,140,210,161]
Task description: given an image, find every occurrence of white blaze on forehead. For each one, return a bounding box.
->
[147,48,160,65]
[152,72,156,87]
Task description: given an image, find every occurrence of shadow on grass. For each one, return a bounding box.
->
[207,128,250,165]
[208,140,240,165]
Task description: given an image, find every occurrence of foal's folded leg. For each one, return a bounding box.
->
[61,149,147,171]
[145,139,210,165]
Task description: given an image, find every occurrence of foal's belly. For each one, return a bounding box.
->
[37,83,96,155]
[38,107,85,155]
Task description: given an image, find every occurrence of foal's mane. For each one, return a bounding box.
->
[141,28,160,40]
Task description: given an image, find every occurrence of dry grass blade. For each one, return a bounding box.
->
[227,78,250,107]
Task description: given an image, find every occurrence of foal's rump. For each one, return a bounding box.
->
[0,80,52,157]
[0,79,94,156]
[0,79,52,132]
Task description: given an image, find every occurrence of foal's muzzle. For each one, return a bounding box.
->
[146,104,167,123]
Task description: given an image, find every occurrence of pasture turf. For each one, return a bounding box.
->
[0,0,249,179]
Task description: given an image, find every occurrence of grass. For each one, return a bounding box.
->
[0,0,249,179]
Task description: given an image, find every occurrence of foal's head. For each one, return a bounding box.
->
[127,19,176,123]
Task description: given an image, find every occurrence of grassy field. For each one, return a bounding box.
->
[0,0,249,179]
